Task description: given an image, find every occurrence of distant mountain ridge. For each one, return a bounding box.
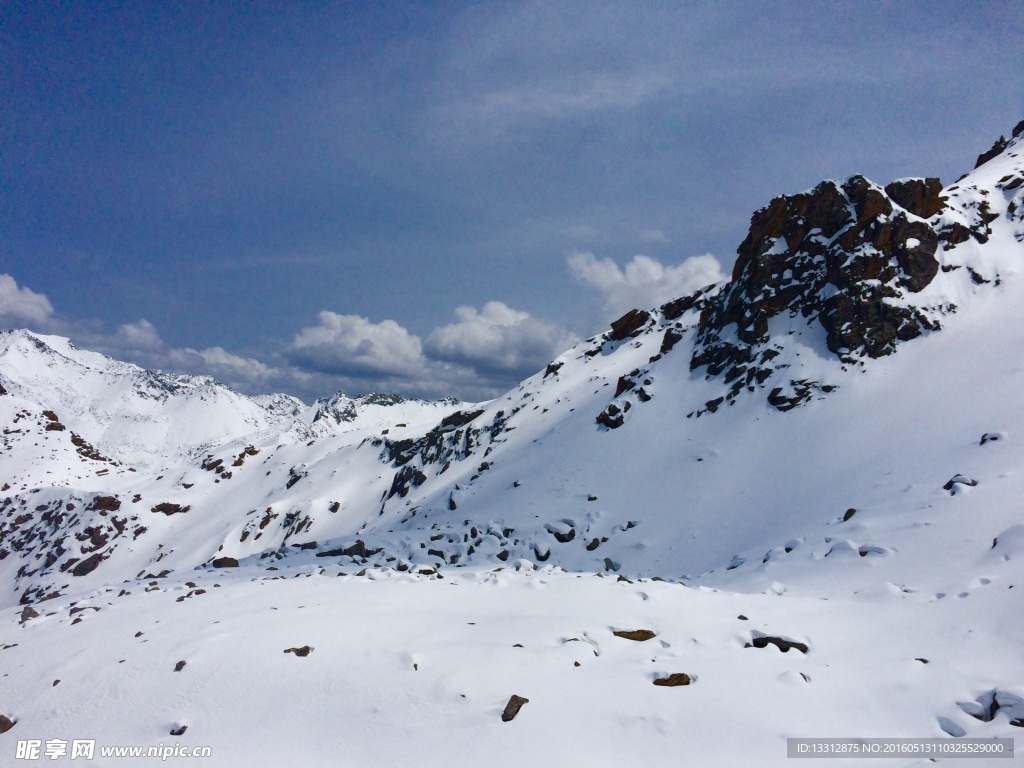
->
[0,330,465,471]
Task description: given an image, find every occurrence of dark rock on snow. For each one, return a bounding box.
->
[501,694,529,722]
[613,629,656,642]
[653,673,693,687]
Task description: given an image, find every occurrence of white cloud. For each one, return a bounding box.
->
[286,311,426,378]
[431,71,671,145]
[191,347,276,382]
[114,319,163,350]
[567,252,725,317]
[0,274,54,326]
[425,301,579,377]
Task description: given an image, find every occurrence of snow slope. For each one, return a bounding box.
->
[1,122,1023,766]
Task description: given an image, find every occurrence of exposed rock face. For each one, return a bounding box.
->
[608,309,652,341]
[691,174,951,408]
[976,136,1010,169]
[151,503,190,516]
[884,178,945,219]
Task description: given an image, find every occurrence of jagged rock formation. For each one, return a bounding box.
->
[689,175,952,409]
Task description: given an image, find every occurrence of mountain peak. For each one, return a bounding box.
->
[682,122,1024,412]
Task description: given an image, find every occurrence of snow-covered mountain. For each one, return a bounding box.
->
[2,121,1023,766]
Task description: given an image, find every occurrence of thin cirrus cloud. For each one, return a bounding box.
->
[428,70,672,146]
[471,72,671,122]
[567,252,726,319]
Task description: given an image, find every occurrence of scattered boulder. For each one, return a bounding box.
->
[596,402,628,429]
[19,606,39,624]
[151,503,190,516]
[284,646,313,657]
[0,714,14,733]
[170,725,187,736]
[613,629,656,642]
[71,552,105,577]
[211,557,239,568]
[316,540,382,559]
[174,660,186,672]
[501,694,529,722]
[943,474,978,494]
[653,673,693,687]
[745,635,809,654]
[87,495,121,512]
[544,522,575,543]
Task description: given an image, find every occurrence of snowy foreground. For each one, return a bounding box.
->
[3,126,1024,765]
[3,560,1022,767]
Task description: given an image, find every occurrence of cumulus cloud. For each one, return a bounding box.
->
[155,346,279,388]
[425,301,580,378]
[285,311,426,378]
[567,252,725,317]
[0,274,54,327]
[114,319,163,350]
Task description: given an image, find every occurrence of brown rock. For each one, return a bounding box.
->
[501,694,529,722]
[284,646,313,657]
[613,629,656,641]
[151,503,190,516]
[608,309,651,341]
[88,495,121,512]
[71,552,105,577]
[0,714,14,733]
[653,673,692,687]
[211,557,239,568]
[976,135,1009,168]
[19,606,39,624]
[884,178,945,219]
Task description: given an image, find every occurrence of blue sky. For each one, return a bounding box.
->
[2,1,1022,402]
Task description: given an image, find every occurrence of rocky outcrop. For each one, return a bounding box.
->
[884,178,946,219]
[608,309,652,341]
[691,174,952,409]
